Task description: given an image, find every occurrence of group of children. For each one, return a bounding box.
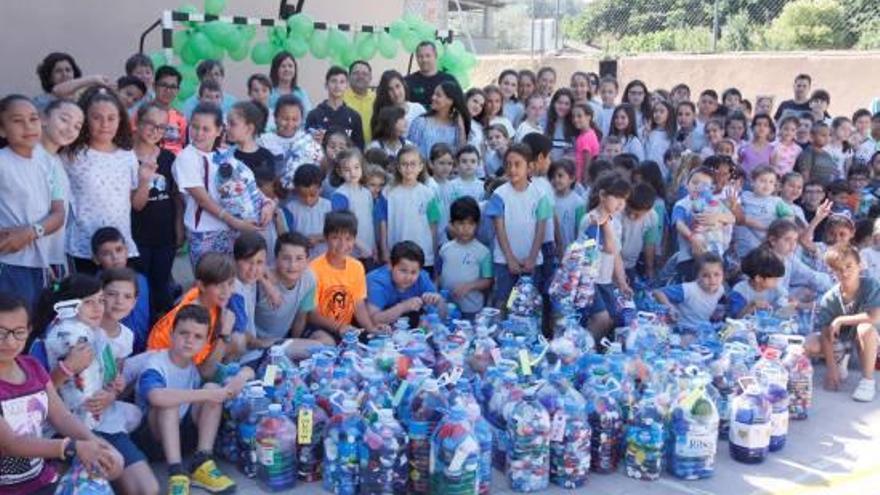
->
[2,46,880,495]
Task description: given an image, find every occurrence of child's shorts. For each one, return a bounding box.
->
[96,431,147,467]
[132,410,199,462]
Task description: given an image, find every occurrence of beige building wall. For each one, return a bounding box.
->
[474,52,880,115]
[0,0,406,101]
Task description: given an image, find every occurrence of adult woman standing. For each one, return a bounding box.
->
[371,70,426,137]
[34,52,110,112]
[267,51,312,116]
[407,81,470,159]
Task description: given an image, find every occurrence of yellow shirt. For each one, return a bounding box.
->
[343,89,376,143]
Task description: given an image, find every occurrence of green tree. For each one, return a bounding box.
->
[765,0,853,49]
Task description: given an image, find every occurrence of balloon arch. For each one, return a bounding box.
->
[138,0,478,107]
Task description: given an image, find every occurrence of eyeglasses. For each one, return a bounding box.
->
[399,161,421,168]
[156,82,180,90]
[139,120,170,133]
[0,327,28,342]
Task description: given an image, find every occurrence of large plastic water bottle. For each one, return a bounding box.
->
[295,393,327,482]
[407,378,448,494]
[450,377,493,495]
[729,383,772,464]
[507,275,543,320]
[783,337,813,420]
[360,409,408,494]
[256,403,297,491]
[239,385,270,478]
[667,375,719,480]
[537,372,591,488]
[585,380,623,474]
[625,388,665,481]
[324,399,363,494]
[506,388,551,492]
[752,348,790,452]
[430,404,481,494]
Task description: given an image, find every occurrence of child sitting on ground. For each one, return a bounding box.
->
[653,253,727,328]
[136,304,252,494]
[367,241,446,327]
[728,246,790,318]
[254,233,324,360]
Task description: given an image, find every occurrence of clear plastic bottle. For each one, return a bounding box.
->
[407,378,448,494]
[450,378,493,495]
[667,374,719,480]
[295,393,327,482]
[256,403,297,491]
[430,404,481,494]
[323,399,363,494]
[507,275,543,319]
[782,337,813,420]
[538,373,591,488]
[625,388,665,481]
[752,348,790,452]
[360,409,408,494]
[506,389,551,492]
[729,383,772,464]
[585,380,623,474]
[239,385,270,478]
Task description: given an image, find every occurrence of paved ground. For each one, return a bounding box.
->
[165,254,880,495]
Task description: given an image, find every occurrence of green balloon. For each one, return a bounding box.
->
[149,51,168,68]
[228,41,249,61]
[270,26,287,45]
[287,13,315,39]
[309,30,329,59]
[327,28,350,57]
[180,40,200,65]
[189,32,213,59]
[204,0,226,16]
[203,21,233,45]
[356,33,378,60]
[389,20,408,40]
[461,51,477,69]
[240,25,257,41]
[285,36,309,58]
[378,32,398,59]
[178,76,197,100]
[401,31,420,53]
[251,41,274,65]
[172,31,189,56]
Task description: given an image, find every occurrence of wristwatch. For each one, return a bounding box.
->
[63,439,77,461]
[32,223,45,238]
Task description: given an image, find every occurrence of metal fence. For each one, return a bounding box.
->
[449,0,880,55]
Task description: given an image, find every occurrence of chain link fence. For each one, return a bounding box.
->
[450,0,880,55]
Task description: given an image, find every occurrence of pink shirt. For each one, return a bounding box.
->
[0,356,56,494]
[739,141,774,176]
[574,129,600,182]
[772,141,802,175]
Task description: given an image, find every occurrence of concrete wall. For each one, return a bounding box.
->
[0,0,405,101]
[473,52,880,116]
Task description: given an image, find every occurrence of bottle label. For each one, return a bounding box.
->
[259,445,275,466]
[771,411,789,436]
[262,364,278,387]
[550,411,567,442]
[730,420,770,449]
[519,349,532,376]
[298,409,313,445]
[392,381,408,408]
[675,426,716,457]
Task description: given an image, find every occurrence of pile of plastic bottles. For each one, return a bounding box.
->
[548,238,600,309]
[214,285,817,494]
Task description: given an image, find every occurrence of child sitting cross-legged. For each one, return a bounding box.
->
[135,304,252,495]
[367,241,447,327]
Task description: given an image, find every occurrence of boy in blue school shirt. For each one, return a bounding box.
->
[92,227,150,353]
[366,241,447,326]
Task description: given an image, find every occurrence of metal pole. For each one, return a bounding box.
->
[555,0,560,51]
[531,0,536,60]
[540,0,545,55]
[712,0,719,52]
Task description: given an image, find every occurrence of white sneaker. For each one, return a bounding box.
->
[852,378,876,402]
[838,353,850,381]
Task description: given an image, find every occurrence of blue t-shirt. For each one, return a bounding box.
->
[366,265,437,310]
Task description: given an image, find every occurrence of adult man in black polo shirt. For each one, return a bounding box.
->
[405,41,456,110]
[773,73,813,122]
[305,66,365,149]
